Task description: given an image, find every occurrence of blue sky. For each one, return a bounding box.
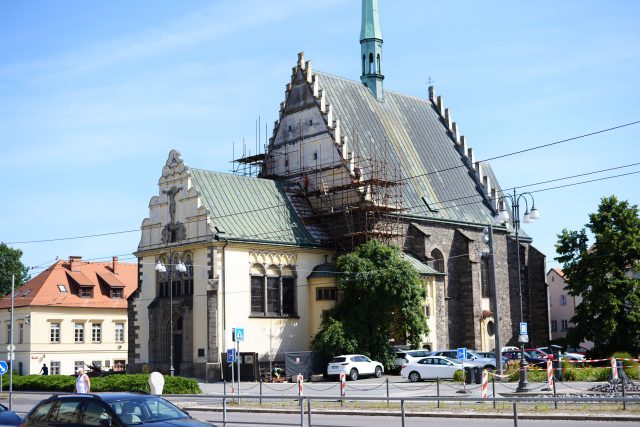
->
[2,0,639,274]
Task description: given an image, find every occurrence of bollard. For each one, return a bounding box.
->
[622,375,626,410]
[259,379,263,405]
[552,374,558,409]
[513,402,518,427]
[386,377,390,406]
[436,377,440,408]
[492,375,496,409]
[222,395,227,427]
[340,373,346,406]
[307,399,312,426]
[299,398,304,427]
[401,399,405,427]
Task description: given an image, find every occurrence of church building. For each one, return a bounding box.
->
[128,0,549,380]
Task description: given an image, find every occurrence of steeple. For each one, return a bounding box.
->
[360,0,384,100]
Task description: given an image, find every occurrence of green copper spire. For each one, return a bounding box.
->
[360,0,384,100]
[360,0,382,40]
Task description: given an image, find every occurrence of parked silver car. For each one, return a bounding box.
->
[429,349,497,370]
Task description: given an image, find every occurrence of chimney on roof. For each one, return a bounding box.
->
[69,256,82,272]
[112,256,119,275]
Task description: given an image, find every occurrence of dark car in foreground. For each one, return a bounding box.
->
[22,392,216,427]
[0,402,21,427]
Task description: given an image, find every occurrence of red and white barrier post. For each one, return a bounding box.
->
[611,358,618,381]
[297,374,304,396]
[339,373,346,397]
[481,369,488,399]
[546,359,554,389]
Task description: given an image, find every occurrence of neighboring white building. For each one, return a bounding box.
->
[0,256,136,375]
[547,268,576,340]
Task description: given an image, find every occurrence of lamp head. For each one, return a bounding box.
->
[155,260,166,273]
[529,206,540,220]
[176,261,187,273]
[523,211,532,224]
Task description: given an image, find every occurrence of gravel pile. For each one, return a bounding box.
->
[589,378,640,394]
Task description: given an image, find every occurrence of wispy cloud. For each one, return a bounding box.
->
[1,0,344,84]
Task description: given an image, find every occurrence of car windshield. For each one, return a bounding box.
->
[110,397,189,424]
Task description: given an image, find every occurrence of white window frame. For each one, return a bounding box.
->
[50,323,60,343]
[50,361,60,375]
[114,323,125,343]
[74,323,84,343]
[92,323,102,343]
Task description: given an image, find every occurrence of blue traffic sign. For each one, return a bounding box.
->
[234,327,245,342]
[226,348,236,363]
[520,322,528,335]
[0,360,8,375]
[456,348,467,361]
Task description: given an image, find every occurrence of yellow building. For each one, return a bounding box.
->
[0,256,136,375]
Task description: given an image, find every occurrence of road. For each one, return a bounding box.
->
[191,411,637,427]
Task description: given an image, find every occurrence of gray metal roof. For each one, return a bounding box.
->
[190,169,319,246]
[307,261,337,279]
[401,252,443,276]
[315,71,500,226]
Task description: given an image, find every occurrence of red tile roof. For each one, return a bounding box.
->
[0,256,137,309]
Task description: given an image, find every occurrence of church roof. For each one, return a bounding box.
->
[314,71,501,226]
[189,169,319,246]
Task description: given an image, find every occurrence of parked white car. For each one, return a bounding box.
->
[327,354,384,380]
[400,356,464,382]
[393,349,432,371]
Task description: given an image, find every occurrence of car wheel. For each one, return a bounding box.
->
[350,368,359,381]
[408,371,421,382]
[374,366,382,378]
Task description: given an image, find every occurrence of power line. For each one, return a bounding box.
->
[6,229,139,245]
[9,162,640,247]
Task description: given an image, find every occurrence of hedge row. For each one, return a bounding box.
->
[1,374,201,394]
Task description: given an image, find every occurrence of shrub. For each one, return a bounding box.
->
[453,369,464,382]
[593,367,610,381]
[2,374,200,394]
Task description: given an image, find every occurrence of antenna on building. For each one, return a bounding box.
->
[427,76,434,86]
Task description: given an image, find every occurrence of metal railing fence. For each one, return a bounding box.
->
[174,392,640,427]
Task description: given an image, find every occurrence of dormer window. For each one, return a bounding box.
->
[57,285,67,293]
[111,288,123,299]
[80,287,93,298]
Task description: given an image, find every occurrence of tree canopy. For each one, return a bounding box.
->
[555,196,640,356]
[312,240,428,368]
[0,243,30,296]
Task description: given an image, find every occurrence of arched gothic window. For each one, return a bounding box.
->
[250,263,297,317]
[376,53,381,74]
[481,256,491,298]
[362,55,366,75]
[431,249,445,274]
[369,53,374,74]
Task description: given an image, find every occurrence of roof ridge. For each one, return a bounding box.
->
[314,70,430,104]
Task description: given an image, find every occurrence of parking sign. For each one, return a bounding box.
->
[0,361,7,375]
[226,348,236,363]
[520,322,528,335]
[456,348,467,361]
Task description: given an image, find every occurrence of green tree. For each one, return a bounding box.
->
[555,196,640,356]
[312,240,428,368]
[0,243,30,296]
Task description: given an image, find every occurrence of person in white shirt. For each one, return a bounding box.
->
[75,368,91,394]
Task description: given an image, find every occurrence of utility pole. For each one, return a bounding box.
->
[9,274,14,410]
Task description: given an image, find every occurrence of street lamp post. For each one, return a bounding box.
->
[494,189,540,393]
[155,252,186,376]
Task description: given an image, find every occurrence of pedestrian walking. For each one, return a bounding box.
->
[75,368,90,393]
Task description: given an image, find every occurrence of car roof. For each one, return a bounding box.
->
[49,392,149,403]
